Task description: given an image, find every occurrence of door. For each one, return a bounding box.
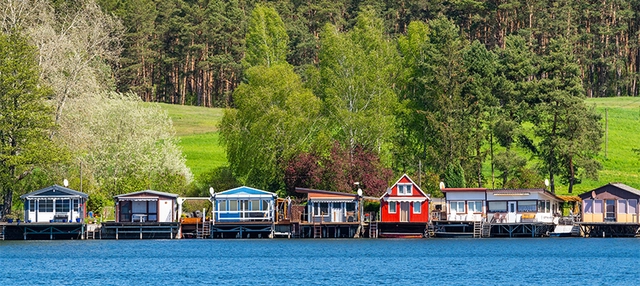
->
[507,201,517,223]
[605,200,616,222]
[400,202,410,222]
[331,203,343,222]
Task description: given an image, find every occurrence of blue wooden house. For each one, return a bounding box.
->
[20,185,88,223]
[212,186,277,223]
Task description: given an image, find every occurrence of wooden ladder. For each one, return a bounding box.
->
[473,221,482,238]
[197,221,210,239]
[369,221,378,238]
[313,223,322,238]
[426,223,436,238]
[292,222,300,238]
[482,222,491,238]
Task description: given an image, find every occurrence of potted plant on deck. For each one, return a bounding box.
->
[5,213,17,223]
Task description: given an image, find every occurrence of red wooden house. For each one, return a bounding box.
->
[380,174,430,223]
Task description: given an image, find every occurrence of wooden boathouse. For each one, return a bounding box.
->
[102,190,180,239]
[437,185,563,237]
[378,174,431,238]
[210,186,279,238]
[294,187,374,238]
[578,183,640,237]
[0,185,89,240]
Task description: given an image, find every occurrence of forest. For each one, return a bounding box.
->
[0,0,630,216]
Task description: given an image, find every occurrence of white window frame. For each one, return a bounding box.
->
[450,201,465,213]
[389,201,397,213]
[468,201,482,213]
[397,184,413,196]
[413,201,421,214]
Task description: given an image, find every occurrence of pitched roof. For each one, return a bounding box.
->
[114,190,179,199]
[579,183,640,199]
[381,174,430,199]
[20,185,88,199]
[215,186,276,198]
[611,183,640,196]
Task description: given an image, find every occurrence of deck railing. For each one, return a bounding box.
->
[215,210,273,222]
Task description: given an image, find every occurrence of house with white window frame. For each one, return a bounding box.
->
[579,183,640,223]
[442,187,563,223]
[212,186,277,223]
[20,185,88,223]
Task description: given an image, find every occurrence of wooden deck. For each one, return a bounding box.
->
[298,222,362,238]
[377,222,429,238]
[0,222,85,240]
[577,222,640,237]
[101,222,179,239]
[433,221,555,238]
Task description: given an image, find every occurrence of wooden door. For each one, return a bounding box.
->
[400,202,410,222]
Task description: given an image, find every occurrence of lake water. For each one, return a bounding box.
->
[1,238,638,285]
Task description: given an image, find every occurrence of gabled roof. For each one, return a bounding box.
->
[578,183,640,199]
[381,174,430,200]
[20,185,88,200]
[114,190,179,199]
[215,186,276,198]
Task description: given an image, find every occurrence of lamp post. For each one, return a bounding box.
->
[209,187,215,225]
[355,182,363,237]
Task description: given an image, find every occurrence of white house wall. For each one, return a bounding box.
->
[486,193,543,201]
[446,192,485,201]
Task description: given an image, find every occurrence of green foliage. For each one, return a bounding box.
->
[444,162,466,188]
[220,63,322,192]
[318,8,398,157]
[243,4,289,68]
[533,37,602,193]
[0,33,62,216]
[188,166,240,197]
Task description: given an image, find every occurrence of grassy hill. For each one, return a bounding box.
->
[154,103,227,179]
[157,97,640,195]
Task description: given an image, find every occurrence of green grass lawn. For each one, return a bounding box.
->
[179,132,227,179]
[153,103,227,178]
[573,97,640,194]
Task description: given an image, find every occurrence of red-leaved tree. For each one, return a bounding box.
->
[284,142,393,197]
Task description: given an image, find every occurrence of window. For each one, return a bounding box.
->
[346,202,356,212]
[450,201,465,213]
[583,199,593,213]
[517,201,537,212]
[262,200,269,211]
[594,200,603,214]
[389,202,397,213]
[250,200,259,211]
[468,201,482,213]
[218,200,228,211]
[229,200,238,211]
[73,199,79,212]
[545,201,551,213]
[398,184,413,195]
[55,199,70,212]
[318,203,329,215]
[413,202,421,214]
[28,200,35,211]
[618,200,627,214]
[629,199,637,215]
[488,201,507,213]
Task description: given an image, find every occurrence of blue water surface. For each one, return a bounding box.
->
[0,238,637,285]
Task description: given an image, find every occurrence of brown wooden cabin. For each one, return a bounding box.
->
[579,183,640,223]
